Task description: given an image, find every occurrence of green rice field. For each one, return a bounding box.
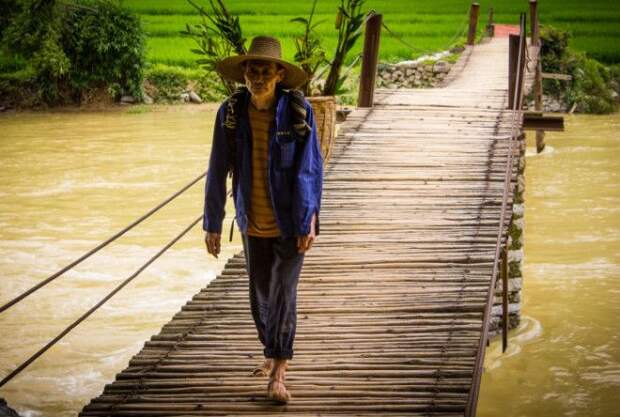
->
[120,0,620,69]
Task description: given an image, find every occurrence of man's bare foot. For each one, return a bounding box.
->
[252,358,273,377]
[267,358,291,403]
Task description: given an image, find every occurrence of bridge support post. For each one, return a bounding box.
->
[530,0,545,152]
[357,12,382,108]
[529,0,540,46]
[467,3,480,45]
[486,7,494,38]
[508,32,526,109]
[501,243,509,352]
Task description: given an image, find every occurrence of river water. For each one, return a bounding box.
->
[0,107,618,416]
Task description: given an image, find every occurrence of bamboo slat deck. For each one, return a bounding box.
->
[80,37,539,416]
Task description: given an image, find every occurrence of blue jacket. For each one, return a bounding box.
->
[203,84,323,238]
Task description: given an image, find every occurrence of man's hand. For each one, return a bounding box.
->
[297,213,317,254]
[205,232,221,258]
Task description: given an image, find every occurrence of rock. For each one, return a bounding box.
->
[189,91,203,104]
[0,398,21,417]
[512,203,524,217]
[491,302,521,316]
[433,60,450,73]
[143,93,154,104]
[508,249,524,263]
[120,95,135,104]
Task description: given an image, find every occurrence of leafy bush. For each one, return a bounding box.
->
[539,24,618,114]
[2,0,70,103]
[566,50,617,113]
[61,1,146,100]
[144,64,189,102]
[1,0,146,106]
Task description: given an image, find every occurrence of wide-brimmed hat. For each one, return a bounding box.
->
[215,36,308,89]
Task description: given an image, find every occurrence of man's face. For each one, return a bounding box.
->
[242,60,285,98]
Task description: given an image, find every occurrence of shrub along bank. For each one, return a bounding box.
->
[526,25,620,114]
[0,0,146,108]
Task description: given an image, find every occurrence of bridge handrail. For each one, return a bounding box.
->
[465,12,529,417]
[0,214,203,388]
[0,170,207,315]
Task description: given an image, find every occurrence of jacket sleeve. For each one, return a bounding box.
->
[203,102,229,234]
[293,99,324,237]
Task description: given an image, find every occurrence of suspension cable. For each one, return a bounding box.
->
[0,214,202,388]
[0,170,207,314]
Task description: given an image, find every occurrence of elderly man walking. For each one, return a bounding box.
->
[202,36,323,403]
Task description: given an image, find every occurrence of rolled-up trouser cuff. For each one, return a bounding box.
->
[264,348,294,360]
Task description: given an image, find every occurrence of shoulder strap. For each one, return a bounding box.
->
[287,88,311,141]
[222,86,249,178]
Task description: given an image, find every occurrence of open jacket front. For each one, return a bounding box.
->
[203,84,323,238]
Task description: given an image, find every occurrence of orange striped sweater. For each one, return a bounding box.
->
[247,101,281,237]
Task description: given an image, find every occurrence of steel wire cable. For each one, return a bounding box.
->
[0,214,203,388]
[0,170,207,314]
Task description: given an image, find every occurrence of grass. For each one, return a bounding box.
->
[123,0,620,70]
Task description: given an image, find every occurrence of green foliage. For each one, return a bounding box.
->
[540,25,570,72]
[565,50,617,113]
[193,69,228,101]
[181,0,246,96]
[145,63,189,102]
[290,0,328,96]
[61,0,147,100]
[1,0,146,106]
[540,24,619,114]
[0,0,23,40]
[2,0,70,103]
[322,0,366,96]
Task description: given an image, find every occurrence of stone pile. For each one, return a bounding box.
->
[376,60,453,88]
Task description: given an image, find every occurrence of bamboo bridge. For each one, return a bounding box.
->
[0,5,549,417]
[76,19,540,417]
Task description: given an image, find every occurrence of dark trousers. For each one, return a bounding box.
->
[241,232,305,360]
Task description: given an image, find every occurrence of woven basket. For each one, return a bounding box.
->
[306,95,336,167]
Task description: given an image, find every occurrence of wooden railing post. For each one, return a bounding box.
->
[529,0,540,46]
[486,7,495,38]
[357,11,382,108]
[534,64,545,152]
[508,16,526,111]
[508,34,519,110]
[501,244,509,352]
[467,3,480,45]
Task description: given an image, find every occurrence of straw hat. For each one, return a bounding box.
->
[215,36,308,89]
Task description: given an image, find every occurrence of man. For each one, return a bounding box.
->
[202,36,323,403]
